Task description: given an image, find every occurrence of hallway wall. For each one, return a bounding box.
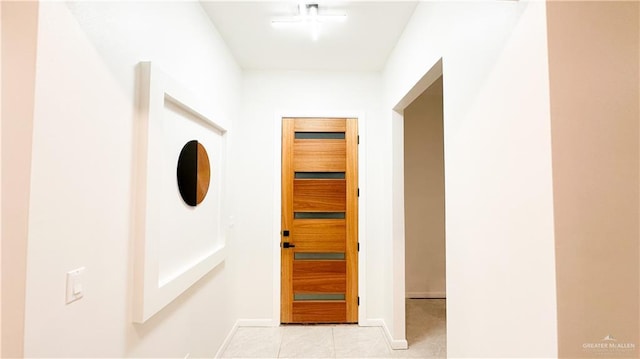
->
[546,1,640,357]
[384,1,558,356]
[403,77,446,299]
[231,71,387,325]
[1,2,39,357]
[22,2,241,357]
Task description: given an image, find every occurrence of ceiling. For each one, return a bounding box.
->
[200,1,418,71]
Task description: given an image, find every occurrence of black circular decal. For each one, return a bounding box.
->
[176,140,210,206]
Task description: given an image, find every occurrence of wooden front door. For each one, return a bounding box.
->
[281,117,358,323]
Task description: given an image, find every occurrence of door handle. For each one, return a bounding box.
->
[282,242,295,248]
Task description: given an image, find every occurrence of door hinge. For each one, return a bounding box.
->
[357,242,360,252]
[357,188,360,197]
[357,297,360,306]
[357,135,360,144]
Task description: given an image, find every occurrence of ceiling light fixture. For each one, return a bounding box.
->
[271,3,347,41]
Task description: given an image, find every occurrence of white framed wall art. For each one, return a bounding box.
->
[133,62,226,323]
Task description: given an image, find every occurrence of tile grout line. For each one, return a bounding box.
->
[276,326,283,359]
[331,326,337,359]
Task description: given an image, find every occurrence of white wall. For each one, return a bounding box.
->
[384,1,558,357]
[23,2,241,357]
[0,4,3,355]
[1,2,39,357]
[230,71,388,325]
[546,1,639,356]
[1,2,2,352]
[404,77,446,299]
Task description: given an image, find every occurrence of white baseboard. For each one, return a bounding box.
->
[358,318,384,327]
[214,319,278,358]
[405,291,446,299]
[236,318,279,327]
[360,318,408,350]
[214,321,239,359]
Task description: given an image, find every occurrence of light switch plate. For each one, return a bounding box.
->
[66,267,85,304]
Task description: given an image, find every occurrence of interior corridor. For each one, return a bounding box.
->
[6,2,636,358]
[219,299,446,358]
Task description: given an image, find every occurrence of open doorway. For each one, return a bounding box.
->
[403,75,446,357]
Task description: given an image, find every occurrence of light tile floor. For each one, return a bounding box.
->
[219,299,446,359]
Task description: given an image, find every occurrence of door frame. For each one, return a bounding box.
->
[390,59,444,348]
[272,111,368,325]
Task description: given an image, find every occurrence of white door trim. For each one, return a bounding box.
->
[390,58,444,344]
